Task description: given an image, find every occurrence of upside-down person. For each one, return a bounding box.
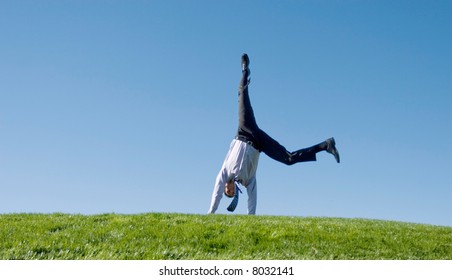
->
[208,54,340,214]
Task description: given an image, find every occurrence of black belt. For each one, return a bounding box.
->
[235,135,260,151]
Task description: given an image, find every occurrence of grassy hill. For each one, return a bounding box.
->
[0,213,451,260]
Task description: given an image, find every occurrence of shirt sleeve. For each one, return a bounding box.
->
[208,167,230,214]
[246,176,257,215]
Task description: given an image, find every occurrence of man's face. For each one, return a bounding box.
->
[224,181,235,197]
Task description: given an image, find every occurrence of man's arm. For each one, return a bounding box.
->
[208,168,230,214]
[246,177,257,215]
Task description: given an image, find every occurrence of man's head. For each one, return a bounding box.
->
[224,180,235,197]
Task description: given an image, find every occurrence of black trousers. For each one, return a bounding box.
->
[236,70,324,165]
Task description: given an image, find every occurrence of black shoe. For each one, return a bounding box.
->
[240,53,251,89]
[241,53,250,72]
[326,137,340,163]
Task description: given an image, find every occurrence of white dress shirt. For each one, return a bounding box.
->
[208,139,260,215]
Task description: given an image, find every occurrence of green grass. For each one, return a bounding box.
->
[0,213,451,260]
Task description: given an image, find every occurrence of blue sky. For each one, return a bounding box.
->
[1,1,451,226]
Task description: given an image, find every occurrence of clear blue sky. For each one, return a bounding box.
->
[1,1,451,226]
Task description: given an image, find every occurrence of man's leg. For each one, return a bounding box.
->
[258,129,340,165]
[235,53,340,163]
[257,129,320,165]
[237,54,260,143]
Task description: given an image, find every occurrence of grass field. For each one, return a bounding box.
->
[0,213,451,260]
